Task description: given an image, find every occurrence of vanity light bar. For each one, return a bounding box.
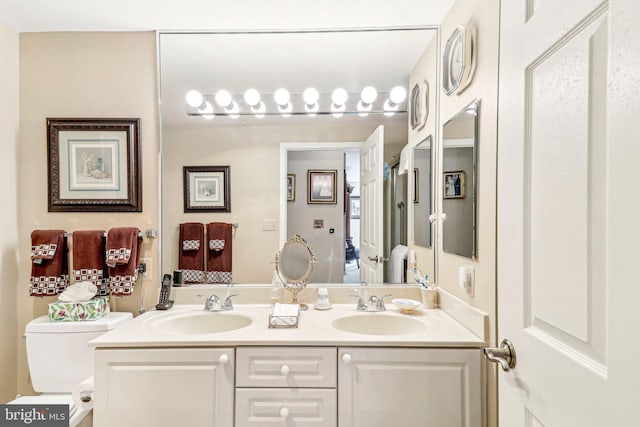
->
[185,88,407,118]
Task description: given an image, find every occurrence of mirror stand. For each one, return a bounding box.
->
[275,234,317,310]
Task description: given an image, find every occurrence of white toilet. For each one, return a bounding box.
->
[8,312,132,427]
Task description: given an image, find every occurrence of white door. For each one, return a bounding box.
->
[497,0,640,425]
[359,125,384,282]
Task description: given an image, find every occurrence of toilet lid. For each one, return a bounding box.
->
[8,394,75,411]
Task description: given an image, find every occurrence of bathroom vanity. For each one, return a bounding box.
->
[91,294,486,427]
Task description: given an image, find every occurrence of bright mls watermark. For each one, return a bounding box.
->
[0,405,68,426]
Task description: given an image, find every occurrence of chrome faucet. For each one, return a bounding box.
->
[349,293,392,312]
[201,293,237,311]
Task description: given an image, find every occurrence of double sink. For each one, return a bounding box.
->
[147,307,426,336]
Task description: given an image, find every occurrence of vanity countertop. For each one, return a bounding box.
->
[90,303,486,349]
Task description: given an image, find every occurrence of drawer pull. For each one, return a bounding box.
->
[280,364,290,375]
[342,353,352,364]
[280,407,290,419]
[219,354,229,365]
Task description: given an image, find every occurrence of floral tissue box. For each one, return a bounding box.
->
[48,296,110,321]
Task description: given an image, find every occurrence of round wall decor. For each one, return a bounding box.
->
[442,24,474,96]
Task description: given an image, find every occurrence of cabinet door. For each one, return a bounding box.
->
[94,347,234,427]
[338,348,482,427]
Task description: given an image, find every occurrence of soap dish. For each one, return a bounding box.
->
[392,298,422,314]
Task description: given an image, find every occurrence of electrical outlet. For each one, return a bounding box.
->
[140,258,152,280]
[262,219,278,231]
[458,265,475,296]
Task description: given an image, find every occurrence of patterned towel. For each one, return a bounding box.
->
[30,230,69,296]
[72,230,107,296]
[106,227,141,296]
[206,222,232,284]
[178,223,205,283]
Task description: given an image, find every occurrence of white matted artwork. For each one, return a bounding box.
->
[183,166,230,212]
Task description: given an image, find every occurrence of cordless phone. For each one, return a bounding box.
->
[155,274,174,310]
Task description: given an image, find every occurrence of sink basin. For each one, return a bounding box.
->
[150,311,252,335]
[332,314,425,335]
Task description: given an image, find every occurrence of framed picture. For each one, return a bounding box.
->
[443,170,465,199]
[287,174,296,202]
[183,166,231,212]
[307,170,337,204]
[413,169,419,203]
[350,196,361,219]
[47,118,141,212]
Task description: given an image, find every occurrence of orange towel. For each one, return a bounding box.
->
[30,230,69,296]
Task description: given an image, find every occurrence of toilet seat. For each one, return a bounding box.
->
[7,394,91,427]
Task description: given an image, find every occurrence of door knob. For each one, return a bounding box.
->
[484,339,517,371]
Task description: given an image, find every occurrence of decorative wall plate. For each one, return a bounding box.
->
[442,25,474,96]
[410,80,429,130]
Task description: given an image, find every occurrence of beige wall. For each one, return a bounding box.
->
[437,0,500,425]
[0,22,19,403]
[162,121,405,283]
[17,32,159,395]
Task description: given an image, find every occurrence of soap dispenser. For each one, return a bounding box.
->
[314,288,332,310]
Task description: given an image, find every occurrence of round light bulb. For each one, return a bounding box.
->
[244,88,261,107]
[215,89,233,108]
[389,86,407,105]
[383,99,398,117]
[274,88,290,107]
[303,87,319,106]
[186,90,204,108]
[361,86,378,105]
[332,88,348,106]
[357,100,371,117]
[331,103,345,118]
[198,101,213,115]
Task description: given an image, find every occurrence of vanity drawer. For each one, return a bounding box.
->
[236,346,337,388]
[235,388,336,427]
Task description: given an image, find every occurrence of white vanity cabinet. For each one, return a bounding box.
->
[235,347,337,427]
[337,347,482,427]
[93,347,235,427]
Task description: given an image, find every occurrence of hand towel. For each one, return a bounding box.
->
[206,222,232,284]
[178,222,205,283]
[30,230,69,296]
[397,144,410,175]
[106,227,141,296]
[72,230,108,296]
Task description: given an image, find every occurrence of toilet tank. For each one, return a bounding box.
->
[25,311,132,393]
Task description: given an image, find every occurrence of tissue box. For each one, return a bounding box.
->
[48,296,110,322]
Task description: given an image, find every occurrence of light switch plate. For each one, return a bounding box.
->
[458,265,475,296]
[261,219,278,231]
[140,258,152,280]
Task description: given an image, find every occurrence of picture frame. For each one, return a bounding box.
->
[350,196,361,219]
[307,169,337,204]
[287,174,296,202]
[183,165,231,212]
[443,170,465,199]
[47,118,142,212]
[413,169,419,203]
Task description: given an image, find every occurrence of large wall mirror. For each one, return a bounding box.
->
[412,136,433,248]
[158,29,438,284]
[442,100,479,259]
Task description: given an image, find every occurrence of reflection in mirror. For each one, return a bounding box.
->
[275,234,316,307]
[412,136,433,249]
[442,100,479,259]
[159,29,438,283]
